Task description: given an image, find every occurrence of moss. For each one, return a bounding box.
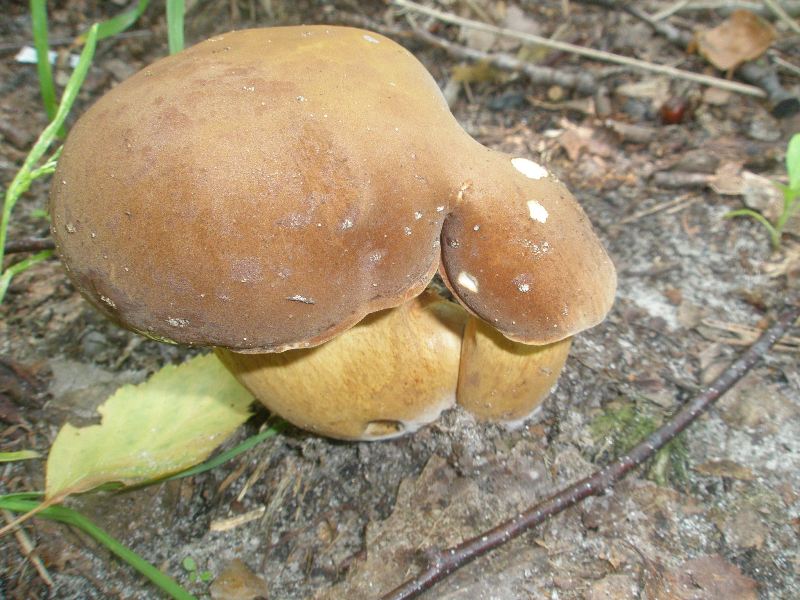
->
[589,400,690,488]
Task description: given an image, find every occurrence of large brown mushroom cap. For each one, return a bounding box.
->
[50,26,460,352]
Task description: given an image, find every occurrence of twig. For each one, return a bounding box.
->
[2,508,54,587]
[615,195,699,225]
[582,0,800,116]
[651,0,692,21]
[381,303,800,600]
[3,237,55,255]
[650,171,714,189]
[392,0,767,98]
[409,22,597,94]
[699,317,800,351]
[772,55,800,76]
[763,0,800,34]
[674,1,800,16]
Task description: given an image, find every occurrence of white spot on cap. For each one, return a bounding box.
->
[527,200,549,223]
[512,274,532,293]
[403,226,413,236]
[457,271,479,293]
[167,317,189,328]
[341,218,354,230]
[512,157,549,180]
[363,34,380,44]
[100,295,116,308]
[414,211,423,220]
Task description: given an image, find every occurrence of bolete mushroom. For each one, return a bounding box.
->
[50,26,616,440]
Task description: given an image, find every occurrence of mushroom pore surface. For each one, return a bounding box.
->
[50,25,615,352]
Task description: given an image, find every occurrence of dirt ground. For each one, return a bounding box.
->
[1,1,799,599]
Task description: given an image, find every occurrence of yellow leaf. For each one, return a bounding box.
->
[45,354,253,501]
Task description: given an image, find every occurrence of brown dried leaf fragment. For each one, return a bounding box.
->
[695,10,776,72]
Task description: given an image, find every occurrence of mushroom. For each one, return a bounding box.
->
[50,26,616,440]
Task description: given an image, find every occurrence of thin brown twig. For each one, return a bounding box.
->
[408,21,598,94]
[2,508,54,587]
[762,0,800,34]
[392,0,767,97]
[579,0,800,116]
[381,303,800,600]
[3,237,55,255]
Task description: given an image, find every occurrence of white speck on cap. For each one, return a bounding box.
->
[512,157,548,180]
[363,34,380,44]
[167,317,189,328]
[457,271,479,293]
[527,200,549,223]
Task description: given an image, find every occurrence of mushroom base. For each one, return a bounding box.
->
[218,291,573,441]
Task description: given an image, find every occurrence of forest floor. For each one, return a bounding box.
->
[1,1,799,599]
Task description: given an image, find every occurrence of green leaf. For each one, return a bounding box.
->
[45,354,253,501]
[182,557,197,572]
[0,450,41,462]
[787,133,800,192]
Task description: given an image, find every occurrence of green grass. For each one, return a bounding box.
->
[167,0,185,54]
[1,421,284,597]
[0,493,196,600]
[726,133,800,250]
[589,401,690,487]
[0,25,98,303]
[29,0,57,121]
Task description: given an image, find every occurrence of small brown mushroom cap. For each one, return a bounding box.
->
[439,150,617,346]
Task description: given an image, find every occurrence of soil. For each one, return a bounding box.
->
[1,1,799,599]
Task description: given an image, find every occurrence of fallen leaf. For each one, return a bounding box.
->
[709,161,744,195]
[695,10,776,71]
[647,554,759,599]
[721,509,767,550]
[694,459,755,480]
[45,354,253,501]
[210,558,270,600]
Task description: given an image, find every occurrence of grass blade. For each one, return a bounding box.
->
[77,0,151,43]
[0,496,196,600]
[0,250,53,302]
[166,0,185,54]
[29,0,57,120]
[167,420,286,481]
[1,24,98,303]
[0,450,41,462]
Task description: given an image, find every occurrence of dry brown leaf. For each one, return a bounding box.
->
[695,10,776,71]
[694,459,755,480]
[709,161,744,195]
[210,558,270,600]
[647,555,759,599]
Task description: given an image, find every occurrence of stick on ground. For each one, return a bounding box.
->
[381,303,800,600]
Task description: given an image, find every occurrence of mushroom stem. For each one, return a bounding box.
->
[216,290,466,441]
[456,317,572,425]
